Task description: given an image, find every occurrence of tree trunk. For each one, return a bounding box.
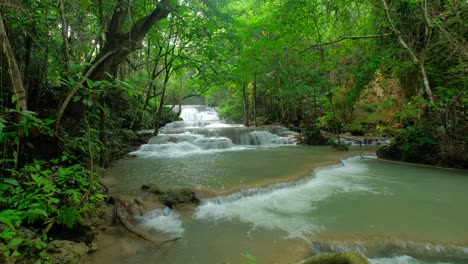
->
[253,74,258,127]
[152,56,174,136]
[380,0,434,104]
[0,14,27,111]
[87,0,171,81]
[242,83,250,127]
[55,0,172,130]
[58,0,71,75]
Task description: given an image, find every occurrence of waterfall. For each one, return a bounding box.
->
[132,105,298,156]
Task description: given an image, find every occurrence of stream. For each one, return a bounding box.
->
[87,106,468,264]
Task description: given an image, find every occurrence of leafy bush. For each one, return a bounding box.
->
[395,125,435,151]
[342,123,365,136]
[1,160,105,232]
[1,108,105,262]
[299,122,329,145]
[217,100,244,122]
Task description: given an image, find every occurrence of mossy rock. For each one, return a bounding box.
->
[332,142,349,151]
[141,184,200,208]
[297,252,370,264]
[47,240,89,264]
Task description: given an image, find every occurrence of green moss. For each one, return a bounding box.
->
[298,252,370,264]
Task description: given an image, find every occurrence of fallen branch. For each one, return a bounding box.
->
[114,197,162,245]
[300,34,390,53]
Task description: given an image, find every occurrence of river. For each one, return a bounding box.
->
[86,106,468,264]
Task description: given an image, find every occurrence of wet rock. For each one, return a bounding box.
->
[332,142,349,151]
[47,240,89,264]
[297,252,370,264]
[0,224,37,240]
[141,184,200,208]
[16,227,38,240]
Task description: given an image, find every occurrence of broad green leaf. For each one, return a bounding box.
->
[27,209,48,217]
[0,217,13,228]
[79,0,90,11]
[3,178,19,186]
[241,253,256,261]
[7,237,24,248]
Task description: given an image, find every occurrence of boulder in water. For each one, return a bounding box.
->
[297,252,370,264]
[141,184,200,208]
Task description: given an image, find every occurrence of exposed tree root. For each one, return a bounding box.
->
[113,197,182,245]
[114,197,162,245]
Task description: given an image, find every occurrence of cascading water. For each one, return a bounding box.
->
[131,105,298,157]
[121,155,468,264]
[91,106,468,264]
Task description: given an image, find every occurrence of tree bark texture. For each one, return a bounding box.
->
[242,83,250,127]
[58,0,71,75]
[0,14,27,111]
[253,74,258,127]
[55,0,172,130]
[87,0,171,81]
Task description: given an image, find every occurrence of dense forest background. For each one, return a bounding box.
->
[0,0,466,262]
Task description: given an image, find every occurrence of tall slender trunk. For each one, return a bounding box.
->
[380,0,434,104]
[253,74,258,127]
[152,71,171,136]
[58,0,70,75]
[242,83,250,127]
[152,41,175,136]
[0,14,27,111]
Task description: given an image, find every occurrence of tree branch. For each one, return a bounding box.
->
[130,0,171,39]
[300,34,390,53]
[380,0,434,104]
[55,50,116,130]
[107,1,128,37]
[0,13,27,110]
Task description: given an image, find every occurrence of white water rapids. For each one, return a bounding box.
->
[131,105,298,157]
[111,105,468,264]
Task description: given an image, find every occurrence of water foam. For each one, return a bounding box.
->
[194,156,376,236]
[139,208,184,237]
[369,255,454,264]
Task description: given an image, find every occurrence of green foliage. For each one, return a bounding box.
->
[395,97,428,127]
[240,252,256,264]
[0,106,105,261]
[217,96,244,122]
[299,122,329,145]
[158,107,180,127]
[397,125,435,151]
[1,160,104,230]
[342,123,365,136]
